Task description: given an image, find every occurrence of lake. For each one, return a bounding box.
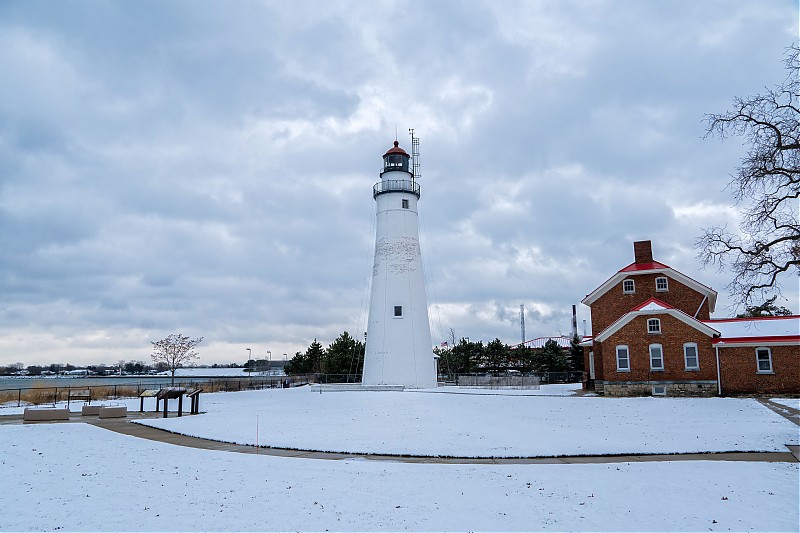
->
[0,370,284,391]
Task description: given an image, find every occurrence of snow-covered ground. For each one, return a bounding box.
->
[427,382,579,396]
[1,423,797,532]
[772,398,800,410]
[135,386,799,457]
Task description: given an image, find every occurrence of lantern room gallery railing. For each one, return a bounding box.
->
[373,180,421,198]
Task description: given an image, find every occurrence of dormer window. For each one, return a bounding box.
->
[623,279,635,294]
[647,318,661,334]
[656,277,669,292]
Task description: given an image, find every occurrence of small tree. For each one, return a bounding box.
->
[150,333,203,385]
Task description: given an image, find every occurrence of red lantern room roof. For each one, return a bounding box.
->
[383,140,409,157]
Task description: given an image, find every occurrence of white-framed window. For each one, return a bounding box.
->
[683,343,699,370]
[616,345,630,371]
[401,199,409,209]
[656,277,669,292]
[623,279,635,294]
[647,318,661,334]
[393,305,403,318]
[649,344,664,370]
[652,385,667,396]
[755,347,773,373]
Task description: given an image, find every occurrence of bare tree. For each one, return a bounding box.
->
[150,333,203,385]
[698,45,799,308]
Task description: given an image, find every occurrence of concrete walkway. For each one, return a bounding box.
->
[4,410,797,464]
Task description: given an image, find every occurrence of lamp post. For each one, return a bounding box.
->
[267,351,272,376]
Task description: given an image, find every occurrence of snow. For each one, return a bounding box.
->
[1,423,797,532]
[705,315,800,339]
[136,386,798,457]
[772,398,800,410]
[427,383,580,396]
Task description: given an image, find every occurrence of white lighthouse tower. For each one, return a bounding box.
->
[362,137,436,388]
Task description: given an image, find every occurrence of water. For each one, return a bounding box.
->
[0,374,278,391]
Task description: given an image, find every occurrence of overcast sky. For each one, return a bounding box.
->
[1,0,797,367]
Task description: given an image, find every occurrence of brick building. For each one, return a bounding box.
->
[580,240,799,396]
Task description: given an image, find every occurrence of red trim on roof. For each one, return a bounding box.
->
[383,141,409,157]
[713,335,800,344]
[631,297,675,311]
[619,261,670,272]
[704,315,800,323]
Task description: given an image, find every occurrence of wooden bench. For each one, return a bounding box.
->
[67,389,91,406]
[23,407,70,422]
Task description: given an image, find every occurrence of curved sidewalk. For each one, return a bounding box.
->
[5,412,795,464]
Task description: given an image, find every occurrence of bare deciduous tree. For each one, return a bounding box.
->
[150,333,203,385]
[698,45,799,308]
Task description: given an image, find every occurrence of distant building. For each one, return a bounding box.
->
[580,240,799,396]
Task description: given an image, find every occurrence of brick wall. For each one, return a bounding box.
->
[597,314,717,383]
[590,273,710,335]
[719,345,800,395]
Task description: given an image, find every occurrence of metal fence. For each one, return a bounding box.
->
[441,371,584,387]
[454,374,541,389]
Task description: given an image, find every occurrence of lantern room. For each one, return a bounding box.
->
[381,141,411,175]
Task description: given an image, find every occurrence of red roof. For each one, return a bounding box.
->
[383,140,409,157]
[619,261,671,272]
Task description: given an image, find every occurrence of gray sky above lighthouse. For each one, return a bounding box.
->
[0,0,797,366]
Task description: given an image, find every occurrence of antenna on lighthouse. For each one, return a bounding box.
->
[520,304,526,345]
[409,128,421,180]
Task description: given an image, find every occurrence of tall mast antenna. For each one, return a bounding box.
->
[409,128,421,180]
[520,304,526,345]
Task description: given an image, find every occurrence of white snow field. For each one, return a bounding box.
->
[136,387,799,457]
[1,423,797,532]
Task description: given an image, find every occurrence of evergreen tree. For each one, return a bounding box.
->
[284,339,324,375]
[512,345,536,373]
[437,338,482,376]
[533,339,569,372]
[568,334,585,371]
[484,338,508,374]
[322,331,364,379]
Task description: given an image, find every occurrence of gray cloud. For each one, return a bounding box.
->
[0,0,796,365]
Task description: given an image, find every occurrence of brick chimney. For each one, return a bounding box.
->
[633,240,653,264]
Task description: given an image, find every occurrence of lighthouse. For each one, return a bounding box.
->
[361,138,437,388]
